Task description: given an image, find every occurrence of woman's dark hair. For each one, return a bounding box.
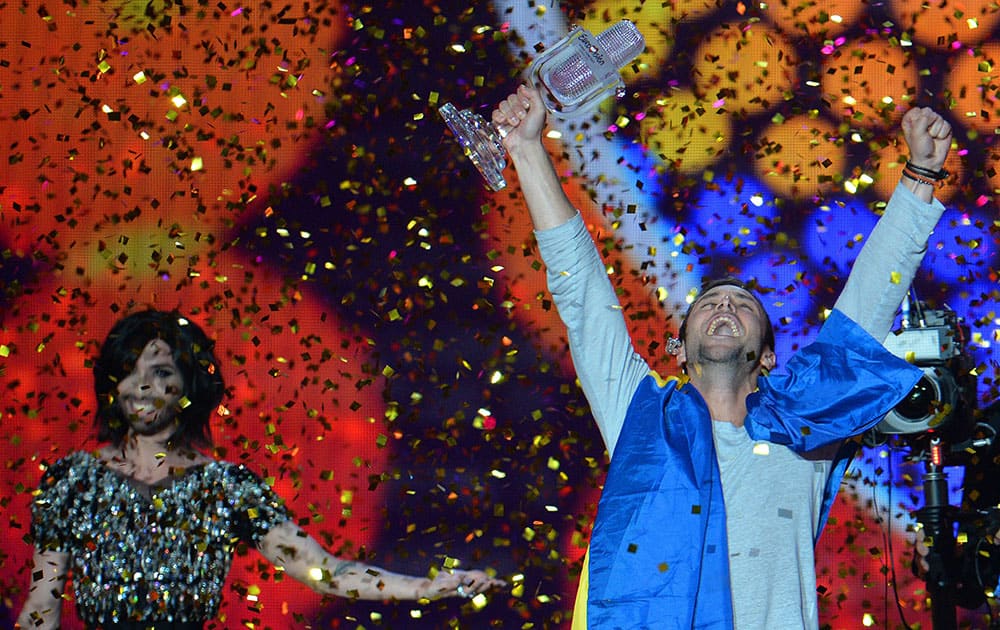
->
[93,309,225,448]
[677,278,776,353]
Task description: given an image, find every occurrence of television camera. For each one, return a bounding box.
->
[875,300,976,441]
[868,298,1000,629]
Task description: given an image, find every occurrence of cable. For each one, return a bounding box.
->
[884,442,916,629]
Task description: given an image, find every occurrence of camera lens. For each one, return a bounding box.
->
[895,375,937,420]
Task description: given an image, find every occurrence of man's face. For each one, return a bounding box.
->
[677,285,775,373]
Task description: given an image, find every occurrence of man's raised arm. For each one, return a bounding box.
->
[493,84,577,231]
[833,107,953,341]
[491,84,648,453]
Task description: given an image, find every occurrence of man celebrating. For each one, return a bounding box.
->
[491,83,952,629]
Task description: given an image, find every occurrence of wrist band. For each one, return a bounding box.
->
[901,170,936,187]
[905,161,949,181]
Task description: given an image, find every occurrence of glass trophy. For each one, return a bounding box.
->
[439,20,645,191]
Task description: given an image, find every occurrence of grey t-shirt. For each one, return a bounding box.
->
[712,418,835,628]
[535,182,945,628]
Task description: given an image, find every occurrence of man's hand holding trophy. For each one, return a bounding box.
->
[439,20,645,191]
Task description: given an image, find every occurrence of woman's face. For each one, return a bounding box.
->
[116,338,185,437]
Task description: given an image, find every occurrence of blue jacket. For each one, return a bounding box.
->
[586,310,923,629]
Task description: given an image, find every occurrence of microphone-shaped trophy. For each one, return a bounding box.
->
[439,20,645,191]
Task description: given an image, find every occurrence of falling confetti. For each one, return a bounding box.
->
[4,0,1000,628]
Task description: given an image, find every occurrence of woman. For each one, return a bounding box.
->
[16,309,503,629]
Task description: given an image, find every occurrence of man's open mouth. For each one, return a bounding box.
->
[706,314,742,337]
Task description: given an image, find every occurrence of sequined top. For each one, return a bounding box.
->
[30,451,289,626]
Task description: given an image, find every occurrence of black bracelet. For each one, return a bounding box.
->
[901,170,936,187]
[905,161,949,180]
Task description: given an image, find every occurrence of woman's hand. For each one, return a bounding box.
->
[422,568,507,600]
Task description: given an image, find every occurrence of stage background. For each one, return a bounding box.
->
[3,0,1000,627]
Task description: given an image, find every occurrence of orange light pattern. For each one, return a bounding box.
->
[1,2,392,627]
